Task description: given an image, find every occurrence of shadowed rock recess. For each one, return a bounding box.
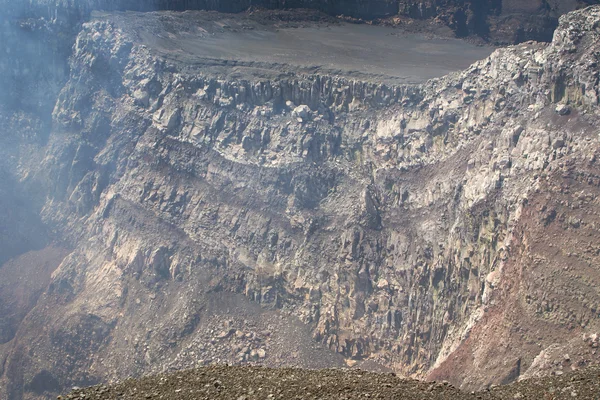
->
[2,2,600,400]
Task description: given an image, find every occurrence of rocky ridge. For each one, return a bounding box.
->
[1,3,600,400]
[62,364,600,400]
[0,0,596,116]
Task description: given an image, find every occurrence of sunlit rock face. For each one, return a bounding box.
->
[2,2,600,400]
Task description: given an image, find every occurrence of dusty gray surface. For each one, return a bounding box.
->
[102,10,494,84]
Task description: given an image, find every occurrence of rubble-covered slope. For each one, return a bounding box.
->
[62,364,600,400]
[2,4,600,400]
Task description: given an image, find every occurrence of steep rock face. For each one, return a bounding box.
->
[1,5,600,399]
[429,8,600,386]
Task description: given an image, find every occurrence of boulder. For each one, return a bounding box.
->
[555,104,571,116]
[292,105,311,120]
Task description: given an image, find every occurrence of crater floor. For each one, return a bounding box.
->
[101,10,494,83]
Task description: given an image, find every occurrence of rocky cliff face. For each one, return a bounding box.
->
[2,3,600,400]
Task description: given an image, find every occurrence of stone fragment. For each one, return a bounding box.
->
[133,89,150,107]
[292,105,311,119]
[556,104,571,115]
[257,348,266,359]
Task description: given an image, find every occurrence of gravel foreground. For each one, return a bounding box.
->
[61,365,600,400]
